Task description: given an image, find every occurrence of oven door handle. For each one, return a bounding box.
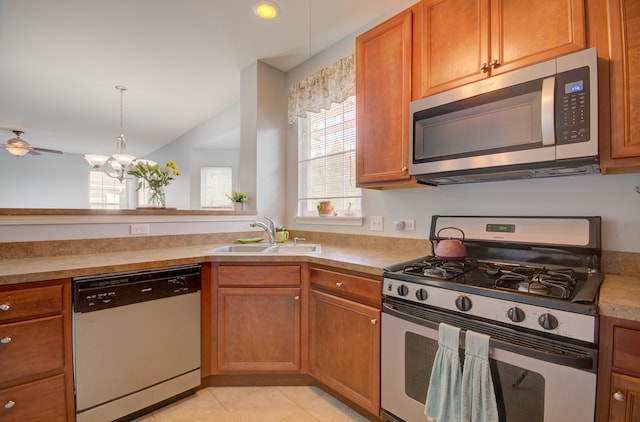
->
[383,302,594,371]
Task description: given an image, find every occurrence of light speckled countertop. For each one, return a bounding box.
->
[0,243,418,285]
[1,241,638,323]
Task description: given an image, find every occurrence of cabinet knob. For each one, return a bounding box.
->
[371,319,377,325]
[4,400,15,409]
[0,303,9,311]
[294,296,300,300]
[0,337,11,344]
[336,282,343,287]
[490,59,499,68]
[480,62,489,72]
[613,391,626,402]
[402,166,408,173]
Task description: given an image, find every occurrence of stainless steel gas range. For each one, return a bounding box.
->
[381,216,603,422]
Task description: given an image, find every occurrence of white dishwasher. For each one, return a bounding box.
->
[73,264,201,422]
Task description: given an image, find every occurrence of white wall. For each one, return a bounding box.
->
[0,151,90,208]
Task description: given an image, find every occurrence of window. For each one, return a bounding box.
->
[89,170,128,209]
[201,167,233,209]
[298,96,361,217]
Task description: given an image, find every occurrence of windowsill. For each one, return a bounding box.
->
[294,215,363,226]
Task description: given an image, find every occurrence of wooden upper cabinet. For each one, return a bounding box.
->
[414,0,586,98]
[413,0,489,97]
[356,6,416,188]
[599,0,640,172]
[490,0,586,75]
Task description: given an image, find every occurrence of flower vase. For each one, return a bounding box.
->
[147,186,166,208]
[233,202,244,211]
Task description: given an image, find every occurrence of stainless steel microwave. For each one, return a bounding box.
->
[409,48,599,185]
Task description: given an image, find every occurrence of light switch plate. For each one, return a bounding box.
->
[370,216,383,231]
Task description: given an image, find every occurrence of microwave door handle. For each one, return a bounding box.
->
[541,76,555,146]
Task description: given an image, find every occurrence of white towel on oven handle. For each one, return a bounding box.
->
[461,330,499,422]
[424,322,462,422]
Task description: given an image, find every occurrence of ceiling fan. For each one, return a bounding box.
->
[2,130,63,157]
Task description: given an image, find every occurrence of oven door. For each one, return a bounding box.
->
[381,300,597,422]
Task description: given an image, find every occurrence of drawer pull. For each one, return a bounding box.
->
[0,336,11,344]
[336,282,343,287]
[0,303,9,311]
[613,391,626,402]
[4,400,15,409]
[371,319,377,325]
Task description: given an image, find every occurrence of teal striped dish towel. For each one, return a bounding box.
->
[461,330,499,422]
[424,322,462,422]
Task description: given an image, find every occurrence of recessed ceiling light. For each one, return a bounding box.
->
[254,1,279,19]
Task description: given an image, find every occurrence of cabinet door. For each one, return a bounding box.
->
[309,289,380,415]
[414,0,490,98]
[356,7,415,187]
[602,0,640,169]
[490,0,586,76]
[217,287,301,372]
[609,372,640,422]
[0,373,67,422]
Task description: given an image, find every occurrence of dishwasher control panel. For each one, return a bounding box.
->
[73,264,201,313]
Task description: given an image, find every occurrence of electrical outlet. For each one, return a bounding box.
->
[130,224,150,235]
[370,216,383,231]
[403,219,416,231]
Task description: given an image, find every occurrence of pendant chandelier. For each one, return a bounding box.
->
[84,85,137,182]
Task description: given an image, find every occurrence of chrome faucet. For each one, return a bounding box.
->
[250,216,276,245]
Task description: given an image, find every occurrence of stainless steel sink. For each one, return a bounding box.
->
[207,244,321,254]
[271,244,321,253]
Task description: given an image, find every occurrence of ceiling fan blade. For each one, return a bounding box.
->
[32,147,63,154]
[27,149,42,155]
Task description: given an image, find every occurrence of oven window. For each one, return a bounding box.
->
[404,332,545,422]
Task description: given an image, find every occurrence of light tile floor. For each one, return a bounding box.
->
[133,386,371,422]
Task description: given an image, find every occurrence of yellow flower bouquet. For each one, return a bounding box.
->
[128,160,181,207]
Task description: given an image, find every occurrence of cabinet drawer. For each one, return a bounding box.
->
[0,285,63,323]
[0,373,67,422]
[310,267,380,306]
[0,316,64,385]
[218,265,301,287]
[613,326,640,373]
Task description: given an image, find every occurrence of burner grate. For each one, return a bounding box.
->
[402,258,477,280]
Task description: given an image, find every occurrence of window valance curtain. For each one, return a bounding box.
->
[287,54,355,124]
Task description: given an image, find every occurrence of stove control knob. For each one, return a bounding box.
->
[538,313,559,330]
[397,285,409,297]
[416,289,428,301]
[507,307,525,323]
[455,295,472,312]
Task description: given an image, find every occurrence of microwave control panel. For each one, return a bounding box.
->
[556,66,590,144]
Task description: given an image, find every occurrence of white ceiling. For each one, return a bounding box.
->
[0,0,416,157]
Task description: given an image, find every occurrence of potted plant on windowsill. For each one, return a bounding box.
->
[227,191,248,211]
[317,200,336,216]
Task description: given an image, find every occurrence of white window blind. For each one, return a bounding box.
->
[89,170,128,209]
[298,96,361,217]
[201,167,233,209]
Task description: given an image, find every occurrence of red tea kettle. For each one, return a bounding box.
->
[433,227,467,261]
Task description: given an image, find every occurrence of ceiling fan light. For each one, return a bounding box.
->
[84,154,109,168]
[254,1,279,19]
[5,144,29,157]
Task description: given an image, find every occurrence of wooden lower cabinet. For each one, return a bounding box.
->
[217,287,301,372]
[0,280,73,421]
[596,316,640,421]
[609,372,640,421]
[212,263,307,374]
[309,289,380,416]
